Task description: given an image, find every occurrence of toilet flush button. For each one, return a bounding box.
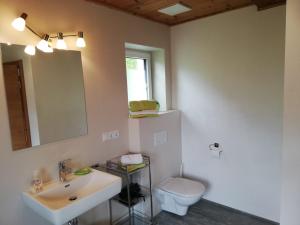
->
[154,131,168,147]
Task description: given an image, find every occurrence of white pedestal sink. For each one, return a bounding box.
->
[22,169,121,225]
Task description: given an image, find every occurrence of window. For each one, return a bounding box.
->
[125,50,152,102]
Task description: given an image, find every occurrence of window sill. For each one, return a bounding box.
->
[128,110,178,120]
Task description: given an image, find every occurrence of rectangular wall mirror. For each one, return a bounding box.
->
[0,43,88,151]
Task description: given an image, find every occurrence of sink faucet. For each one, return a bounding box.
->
[58,159,72,182]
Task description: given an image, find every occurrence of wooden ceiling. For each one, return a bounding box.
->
[86,0,286,25]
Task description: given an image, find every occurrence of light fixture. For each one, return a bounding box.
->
[158,3,192,16]
[11,13,27,31]
[11,12,87,55]
[43,39,53,53]
[56,32,67,50]
[37,34,51,52]
[43,47,53,53]
[24,45,36,55]
[76,31,86,48]
[48,38,53,48]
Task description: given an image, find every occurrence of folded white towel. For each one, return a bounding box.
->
[121,154,143,165]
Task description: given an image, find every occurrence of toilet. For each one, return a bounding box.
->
[155,177,205,216]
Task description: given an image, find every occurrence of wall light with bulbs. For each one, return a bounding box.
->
[11,12,86,56]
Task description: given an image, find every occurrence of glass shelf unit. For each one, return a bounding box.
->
[92,154,154,225]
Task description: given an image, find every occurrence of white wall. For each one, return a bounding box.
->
[0,0,171,225]
[171,6,285,221]
[152,50,167,111]
[128,111,182,216]
[280,0,300,224]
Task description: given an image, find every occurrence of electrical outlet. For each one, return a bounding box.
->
[111,130,120,139]
[102,130,120,142]
[102,132,110,142]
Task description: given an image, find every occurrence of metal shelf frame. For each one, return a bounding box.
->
[95,154,154,225]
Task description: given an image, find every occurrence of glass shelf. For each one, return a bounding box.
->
[92,154,150,176]
[107,154,150,176]
[92,153,153,225]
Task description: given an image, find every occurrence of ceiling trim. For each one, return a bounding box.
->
[253,0,286,10]
[172,3,253,26]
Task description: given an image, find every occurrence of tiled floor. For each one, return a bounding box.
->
[154,200,278,225]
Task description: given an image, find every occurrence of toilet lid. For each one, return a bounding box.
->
[160,177,205,198]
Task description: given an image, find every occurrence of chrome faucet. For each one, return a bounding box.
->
[58,159,72,182]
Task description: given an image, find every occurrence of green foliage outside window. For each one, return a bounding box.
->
[126,58,137,70]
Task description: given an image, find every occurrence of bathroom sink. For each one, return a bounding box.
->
[22,169,121,225]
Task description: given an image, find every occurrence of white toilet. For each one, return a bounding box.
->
[156,177,205,216]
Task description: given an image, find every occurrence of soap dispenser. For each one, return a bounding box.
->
[31,170,43,193]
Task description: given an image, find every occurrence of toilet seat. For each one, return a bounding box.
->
[160,177,205,198]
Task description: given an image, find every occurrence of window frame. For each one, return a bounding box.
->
[125,49,152,101]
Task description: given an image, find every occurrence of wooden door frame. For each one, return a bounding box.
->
[3,60,32,150]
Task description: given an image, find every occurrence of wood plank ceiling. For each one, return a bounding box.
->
[86,0,286,25]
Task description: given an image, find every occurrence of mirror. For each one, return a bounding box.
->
[0,44,88,151]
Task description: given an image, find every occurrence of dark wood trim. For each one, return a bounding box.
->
[252,0,286,11]
[3,60,32,150]
[171,3,254,26]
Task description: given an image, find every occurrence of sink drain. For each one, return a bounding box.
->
[69,196,77,201]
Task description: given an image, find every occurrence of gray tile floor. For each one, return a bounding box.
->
[154,200,279,225]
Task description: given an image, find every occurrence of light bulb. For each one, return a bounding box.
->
[76,31,86,48]
[76,38,86,48]
[43,39,54,53]
[24,45,36,55]
[43,46,53,53]
[56,39,67,49]
[37,34,50,52]
[48,39,53,48]
[11,13,27,31]
[56,32,67,49]
[37,39,48,51]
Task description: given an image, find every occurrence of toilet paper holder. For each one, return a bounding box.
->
[209,143,223,158]
[209,143,220,150]
[209,143,223,152]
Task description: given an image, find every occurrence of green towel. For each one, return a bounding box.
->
[129,114,159,119]
[129,100,160,112]
[121,163,146,172]
[74,167,92,176]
